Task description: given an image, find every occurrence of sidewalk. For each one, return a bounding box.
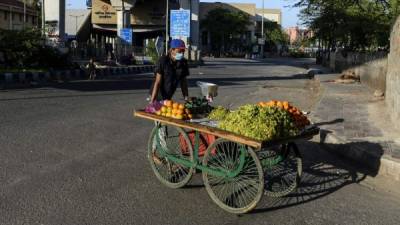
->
[311,68,400,180]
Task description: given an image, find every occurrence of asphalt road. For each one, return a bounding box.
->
[1,58,399,225]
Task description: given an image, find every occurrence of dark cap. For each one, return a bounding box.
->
[170,39,186,49]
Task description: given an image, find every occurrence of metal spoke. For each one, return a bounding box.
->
[148,125,194,189]
[264,144,302,197]
[203,139,264,214]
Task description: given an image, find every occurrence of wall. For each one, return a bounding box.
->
[386,16,400,129]
[355,57,387,92]
[325,51,387,73]
[322,51,388,92]
[255,8,282,25]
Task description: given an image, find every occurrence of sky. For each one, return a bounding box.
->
[67,0,301,28]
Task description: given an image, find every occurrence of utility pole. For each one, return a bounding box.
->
[122,0,125,59]
[122,0,125,29]
[165,0,169,55]
[122,0,126,57]
[69,14,84,35]
[36,0,40,27]
[23,0,26,29]
[9,6,13,30]
[261,0,264,59]
[189,0,192,61]
[41,0,45,35]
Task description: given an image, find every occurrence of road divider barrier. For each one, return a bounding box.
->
[0,65,156,89]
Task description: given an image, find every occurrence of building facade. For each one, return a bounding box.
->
[199,2,282,55]
[0,0,38,30]
[88,0,200,48]
[66,0,201,61]
[44,0,66,39]
[89,0,171,46]
[199,2,255,55]
[285,26,314,45]
[256,8,282,25]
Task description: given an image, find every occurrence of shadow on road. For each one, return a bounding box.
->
[0,72,312,96]
[44,73,311,92]
[314,118,345,126]
[2,58,316,93]
[202,57,315,69]
[159,118,384,214]
[172,138,383,214]
[252,140,383,214]
[190,74,311,85]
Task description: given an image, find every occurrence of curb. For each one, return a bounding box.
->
[0,65,155,89]
[318,129,400,180]
[313,71,400,181]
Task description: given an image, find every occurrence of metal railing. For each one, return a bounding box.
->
[68,42,150,64]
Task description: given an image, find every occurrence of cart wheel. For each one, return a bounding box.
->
[263,142,302,197]
[202,139,264,214]
[147,125,194,189]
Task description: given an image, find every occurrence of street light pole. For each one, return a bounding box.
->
[122,0,125,29]
[9,6,13,30]
[122,0,126,58]
[165,0,169,55]
[69,15,84,36]
[189,0,192,61]
[41,0,45,36]
[23,0,26,29]
[261,0,264,59]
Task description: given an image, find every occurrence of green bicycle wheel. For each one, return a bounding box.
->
[147,125,194,189]
[202,139,264,214]
[262,142,302,197]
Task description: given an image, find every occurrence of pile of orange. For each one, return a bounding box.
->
[258,100,310,128]
[156,100,193,120]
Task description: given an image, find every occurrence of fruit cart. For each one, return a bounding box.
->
[134,110,319,214]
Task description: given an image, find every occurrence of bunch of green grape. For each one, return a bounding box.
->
[218,104,298,141]
[208,106,230,121]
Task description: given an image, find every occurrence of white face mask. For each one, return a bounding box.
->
[174,53,184,61]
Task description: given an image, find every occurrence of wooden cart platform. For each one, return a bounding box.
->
[134,110,319,150]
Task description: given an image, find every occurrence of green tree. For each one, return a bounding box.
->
[0,28,43,68]
[292,0,400,50]
[262,21,289,51]
[201,7,251,54]
[0,28,71,69]
[145,39,159,64]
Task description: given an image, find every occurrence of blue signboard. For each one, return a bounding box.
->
[86,0,92,8]
[119,28,133,45]
[170,10,190,38]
